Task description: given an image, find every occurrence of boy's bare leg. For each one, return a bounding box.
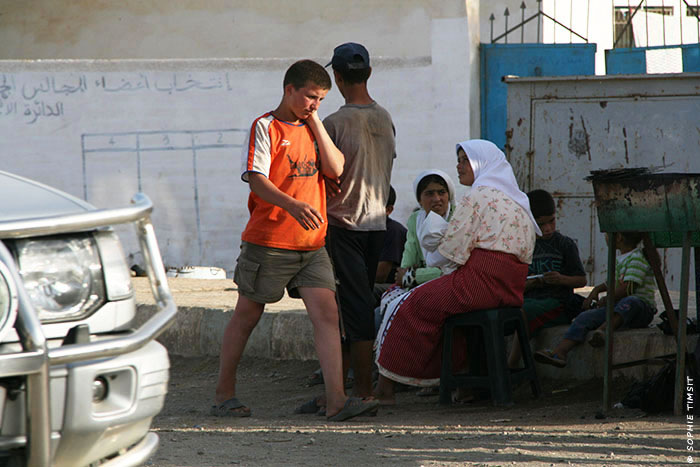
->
[508,333,523,369]
[298,287,347,416]
[510,308,533,368]
[373,374,396,405]
[342,346,351,385]
[214,295,265,414]
[350,341,374,398]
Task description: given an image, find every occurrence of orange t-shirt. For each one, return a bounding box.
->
[240,112,327,250]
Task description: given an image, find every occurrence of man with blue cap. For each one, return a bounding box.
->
[323,42,396,400]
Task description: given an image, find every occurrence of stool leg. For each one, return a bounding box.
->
[440,323,454,405]
[485,317,513,406]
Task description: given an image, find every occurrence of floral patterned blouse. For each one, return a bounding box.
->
[437,186,535,266]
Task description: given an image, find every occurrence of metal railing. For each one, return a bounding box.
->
[488,0,589,44]
[614,0,700,48]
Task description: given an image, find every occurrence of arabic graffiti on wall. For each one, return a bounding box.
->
[81,128,246,266]
[0,72,234,125]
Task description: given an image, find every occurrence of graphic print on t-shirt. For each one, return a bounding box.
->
[530,256,563,275]
[286,153,319,178]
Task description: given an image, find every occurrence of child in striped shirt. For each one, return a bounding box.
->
[534,232,657,368]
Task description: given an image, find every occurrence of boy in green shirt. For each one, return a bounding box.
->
[535,232,657,368]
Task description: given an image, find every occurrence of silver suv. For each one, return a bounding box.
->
[0,171,176,466]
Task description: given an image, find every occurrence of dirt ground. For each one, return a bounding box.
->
[146,355,687,467]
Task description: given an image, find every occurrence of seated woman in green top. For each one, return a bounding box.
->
[394,169,456,289]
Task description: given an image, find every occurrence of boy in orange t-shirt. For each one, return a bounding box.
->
[212,59,378,421]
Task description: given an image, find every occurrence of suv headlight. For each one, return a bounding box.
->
[0,260,18,341]
[15,234,105,323]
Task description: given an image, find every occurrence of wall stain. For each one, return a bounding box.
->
[580,116,591,162]
[569,116,591,161]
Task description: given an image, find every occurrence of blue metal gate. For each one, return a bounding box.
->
[480,3,596,151]
[480,43,596,151]
[607,43,700,73]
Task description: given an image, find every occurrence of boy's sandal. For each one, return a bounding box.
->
[326,397,380,422]
[534,350,567,368]
[294,396,325,415]
[452,387,476,404]
[417,386,440,397]
[209,397,251,417]
[588,330,606,348]
[306,370,324,387]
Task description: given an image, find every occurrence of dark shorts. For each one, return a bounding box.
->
[233,241,336,304]
[523,297,568,335]
[326,226,385,343]
[563,296,656,342]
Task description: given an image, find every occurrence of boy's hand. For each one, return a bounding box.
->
[542,271,564,285]
[395,267,407,285]
[325,176,342,198]
[304,109,322,128]
[525,277,542,291]
[581,292,598,310]
[288,199,324,230]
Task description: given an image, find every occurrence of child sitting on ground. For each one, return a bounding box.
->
[534,231,657,368]
[508,189,587,367]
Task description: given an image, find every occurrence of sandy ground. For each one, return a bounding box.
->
[145,355,688,467]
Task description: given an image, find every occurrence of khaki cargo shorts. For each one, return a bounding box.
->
[233,241,336,303]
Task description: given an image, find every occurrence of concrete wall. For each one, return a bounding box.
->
[0,1,481,273]
[0,1,458,60]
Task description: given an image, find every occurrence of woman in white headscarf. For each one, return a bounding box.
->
[375,170,456,363]
[394,169,457,289]
[374,139,539,404]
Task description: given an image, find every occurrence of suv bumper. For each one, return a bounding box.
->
[0,193,177,466]
[53,339,169,467]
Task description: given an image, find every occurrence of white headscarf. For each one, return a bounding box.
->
[412,169,456,206]
[456,139,542,236]
[412,169,457,262]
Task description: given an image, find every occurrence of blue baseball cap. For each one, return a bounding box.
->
[326,42,370,71]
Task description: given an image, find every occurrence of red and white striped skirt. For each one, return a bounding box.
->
[375,248,527,387]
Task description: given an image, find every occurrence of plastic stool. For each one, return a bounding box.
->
[439,307,541,406]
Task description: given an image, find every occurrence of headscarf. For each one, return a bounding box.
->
[412,169,457,262]
[412,169,456,206]
[455,139,542,236]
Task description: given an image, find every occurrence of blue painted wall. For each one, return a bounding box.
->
[605,48,646,74]
[683,45,700,71]
[606,43,700,74]
[480,43,596,151]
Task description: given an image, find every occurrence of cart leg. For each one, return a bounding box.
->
[674,233,691,416]
[603,234,616,413]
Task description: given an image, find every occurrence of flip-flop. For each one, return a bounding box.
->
[209,397,251,417]
[326,397,379,422]
[307,369,324,387]
[452,388,476,404]
[417,386,439,397]
[534,350,567,368]
[588,330,605,348]
[294,396,325,414]
[319,403,376,417]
